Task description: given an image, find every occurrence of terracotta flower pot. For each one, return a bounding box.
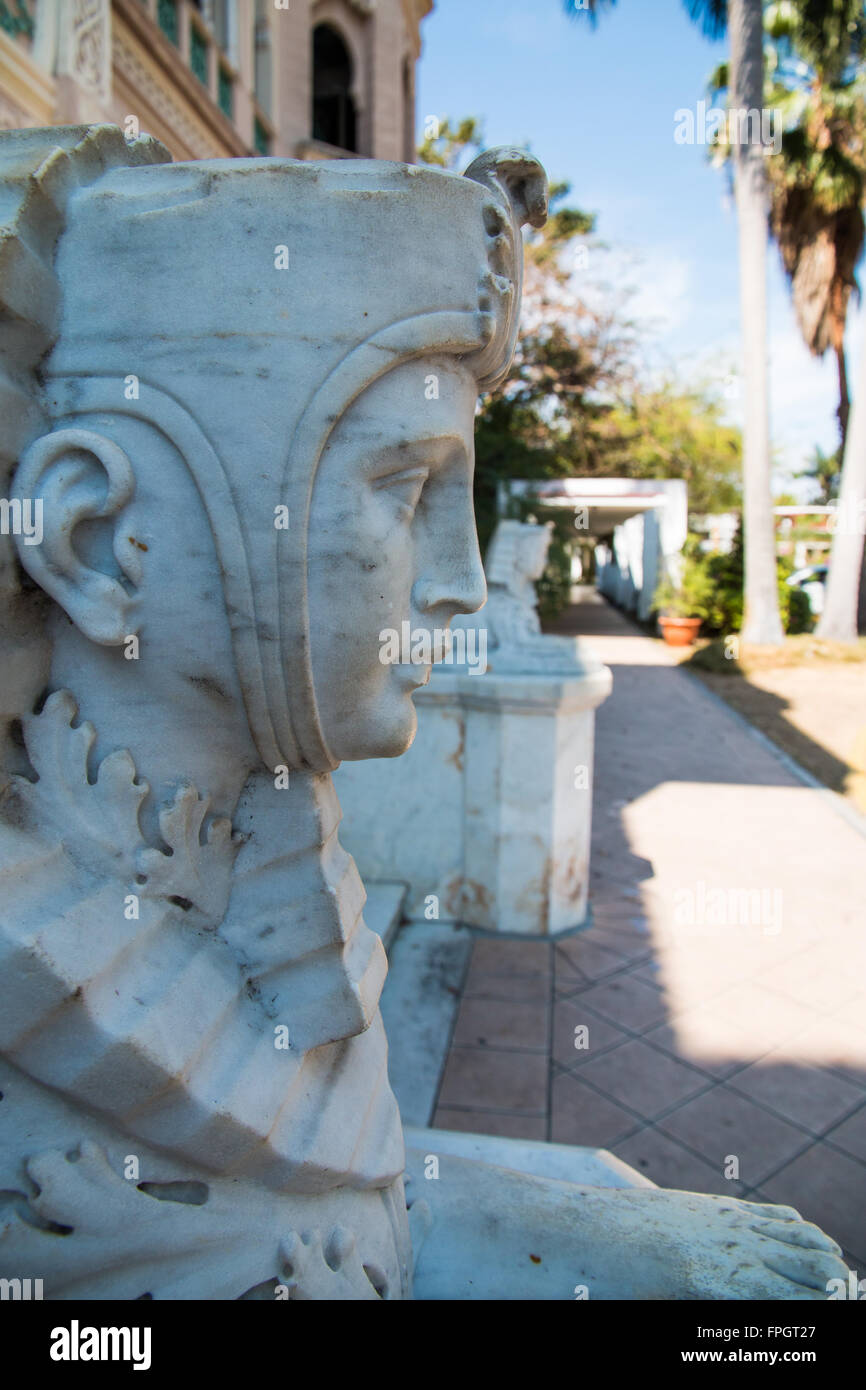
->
[658,615,702,647]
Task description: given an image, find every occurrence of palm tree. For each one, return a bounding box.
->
[710,2,866,641]
[564,0,785,642]
[819,357,866,639]
[767,136,863,452]
[729,0,786,642]
[761,3,866,452]
[781,1,866,641]
[797,443,842,505]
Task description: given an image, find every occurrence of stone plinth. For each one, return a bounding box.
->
[336,656,611,935]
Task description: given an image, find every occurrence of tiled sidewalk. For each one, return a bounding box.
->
[430,593,866,1268]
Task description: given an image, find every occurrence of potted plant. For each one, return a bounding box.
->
[653,549,714,647]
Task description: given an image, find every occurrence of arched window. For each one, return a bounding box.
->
[312,23,356,153]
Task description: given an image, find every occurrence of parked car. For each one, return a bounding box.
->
[786,564,827,616]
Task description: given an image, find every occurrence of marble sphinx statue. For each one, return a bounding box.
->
[451,517,592,673]
[0,126,849,1300]
[486,518,555,636]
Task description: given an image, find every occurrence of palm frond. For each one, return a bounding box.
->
[562,0,618,25]
[682,0,727,40]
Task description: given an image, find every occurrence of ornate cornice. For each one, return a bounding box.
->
[0,27,55,125]
[111,0,248,157]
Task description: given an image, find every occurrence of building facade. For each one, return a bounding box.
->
[0,0,432,162]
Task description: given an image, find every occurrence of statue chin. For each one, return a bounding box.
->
[331,688,420,764]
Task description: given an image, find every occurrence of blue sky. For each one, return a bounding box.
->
[417,0,860,495]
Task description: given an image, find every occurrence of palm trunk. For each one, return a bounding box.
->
[731,0,785,645]
[816,340,866,641]
[836,342,850,452]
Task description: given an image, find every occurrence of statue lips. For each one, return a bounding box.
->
[395,663,431,691]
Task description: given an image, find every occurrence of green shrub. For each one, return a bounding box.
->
[704,524,744,633]
[653,545,715,621]
[702,519,813,636]
[782,583,813,635]
[534,526,573,619]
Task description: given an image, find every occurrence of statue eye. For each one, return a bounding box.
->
[373,466,428,519]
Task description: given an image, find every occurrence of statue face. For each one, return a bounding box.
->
[307,356,486,762]
[525,527,552,581]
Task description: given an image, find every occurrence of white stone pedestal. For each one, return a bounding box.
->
[335,656,611,935]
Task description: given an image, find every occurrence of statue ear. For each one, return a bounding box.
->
[13,427,140,645]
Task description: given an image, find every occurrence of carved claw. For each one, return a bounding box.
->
[464,148,549,230]
[277,1227,384,1300]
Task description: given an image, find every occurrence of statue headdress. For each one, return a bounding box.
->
[2,133,547,774]
[0,125,171,774]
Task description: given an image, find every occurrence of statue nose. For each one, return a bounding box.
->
[413,565,487,618]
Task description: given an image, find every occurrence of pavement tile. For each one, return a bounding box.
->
[642,1019,753,1080]
[470,939,551,977]
[825,1103,866,1164]
[552,998,631,1068]
[693,982,825,1054]
[554,972,592,1000]
[641,950,758,1003]
[554,937,632,984]
[463,964,550,1004]
[590,912,651,933]
[805,1019,866,1086]
[828,996,866,1036]
[589,922,650,945]
[758,1145,866,1267]
[587,896,646,913]
[550,1070,640,1147]
[658,1085,811,1188]
[574,1037,710,1120]
[451,996,549,1051]
[612,1126,747,1197]
[437,1045,548,1114]
[432,1108,547,1141]
[630,960,668,988]
[728,1059,865,1135]
[589,935,654,967]
[574,968,668,1032]
[560,924,649,960]
[642,1004,789,1075]
[757,947,864,1015]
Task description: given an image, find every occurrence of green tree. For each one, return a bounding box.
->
[711,1,866,450]
[416,116,483,170]
[418,161,615,555]
[709,3,866,641]
[602,386,743,514]
[703,518,813,635]
[418,117,744,607]
[796,443,842,504]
